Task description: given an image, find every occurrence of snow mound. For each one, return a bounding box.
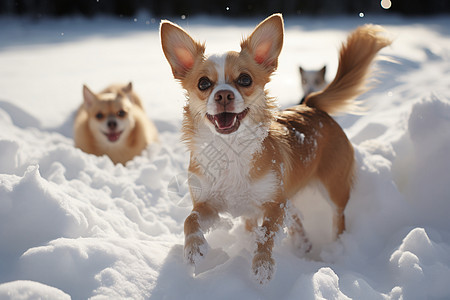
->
[0,280,70,300]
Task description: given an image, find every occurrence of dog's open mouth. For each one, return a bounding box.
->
[104,131,122,142]
[206,108,249,134]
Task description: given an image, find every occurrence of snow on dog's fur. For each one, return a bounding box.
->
[160,14,391,284]
[74,82,158,165]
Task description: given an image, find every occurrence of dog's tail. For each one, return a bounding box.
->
[304,24,391,115]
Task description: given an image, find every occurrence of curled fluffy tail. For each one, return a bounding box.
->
[305,24,391,115]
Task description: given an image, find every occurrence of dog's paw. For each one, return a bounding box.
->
[184,232,209,265]
[252,252,275,285]
[291,231,312,257]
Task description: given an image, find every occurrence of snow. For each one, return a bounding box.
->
[0,13,449,299]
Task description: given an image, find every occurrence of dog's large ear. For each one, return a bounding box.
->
[122,82,142,107]
[83,85,96,108]
[160,21,205,80]
[123,82,133,93]
[320,66,327,77]
[241,14,284,72]
[299,66,305,75]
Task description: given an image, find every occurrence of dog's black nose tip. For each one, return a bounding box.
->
[107,120,117,130]
[214,90,235,105]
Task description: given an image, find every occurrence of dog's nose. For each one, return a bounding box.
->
[107,120,117,130]
[214,90,235,106]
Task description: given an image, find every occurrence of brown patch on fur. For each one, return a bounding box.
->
[275,106,353,234]
[248,105,354,237]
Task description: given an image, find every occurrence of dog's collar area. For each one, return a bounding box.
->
[206,108,249,134]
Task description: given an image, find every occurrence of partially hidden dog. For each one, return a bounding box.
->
[74,82,158,165]
[160,14,390,284]
[299,65,327,104]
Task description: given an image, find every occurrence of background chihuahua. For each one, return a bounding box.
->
[74,82,158,165]
[299,65,328,104]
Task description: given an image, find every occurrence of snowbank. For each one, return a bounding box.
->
[0,14,449,299]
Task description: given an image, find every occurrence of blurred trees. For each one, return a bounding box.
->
[0,0,448,17]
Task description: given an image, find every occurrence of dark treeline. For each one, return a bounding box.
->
[0,0,449,17]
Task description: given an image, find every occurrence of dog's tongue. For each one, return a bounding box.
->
[214,112,236,129]
[106,132,121,142]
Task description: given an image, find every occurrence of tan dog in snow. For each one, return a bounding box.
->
[161,14,390,284]
[74,82,158,165]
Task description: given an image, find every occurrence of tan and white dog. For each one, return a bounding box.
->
[161,14,390,284]
[74,82,158,165]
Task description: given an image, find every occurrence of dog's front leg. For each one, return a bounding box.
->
[184,201,219,265]
[252,200,285,284]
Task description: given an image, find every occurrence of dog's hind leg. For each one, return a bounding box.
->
[320,160,353,238]
[287,207,312,256]
[317,134,354,238]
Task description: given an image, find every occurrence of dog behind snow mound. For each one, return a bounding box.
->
[299,65,327,104]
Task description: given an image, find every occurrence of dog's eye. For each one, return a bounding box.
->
[95,112,104,120]
[237,73,252,87]
[117,110,126,117]
[198,77,212,91]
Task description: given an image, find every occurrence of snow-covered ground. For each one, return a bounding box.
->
[0,13,449,299]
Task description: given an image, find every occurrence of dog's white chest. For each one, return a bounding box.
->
[200,165,278,218]
[192,127,278,217]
